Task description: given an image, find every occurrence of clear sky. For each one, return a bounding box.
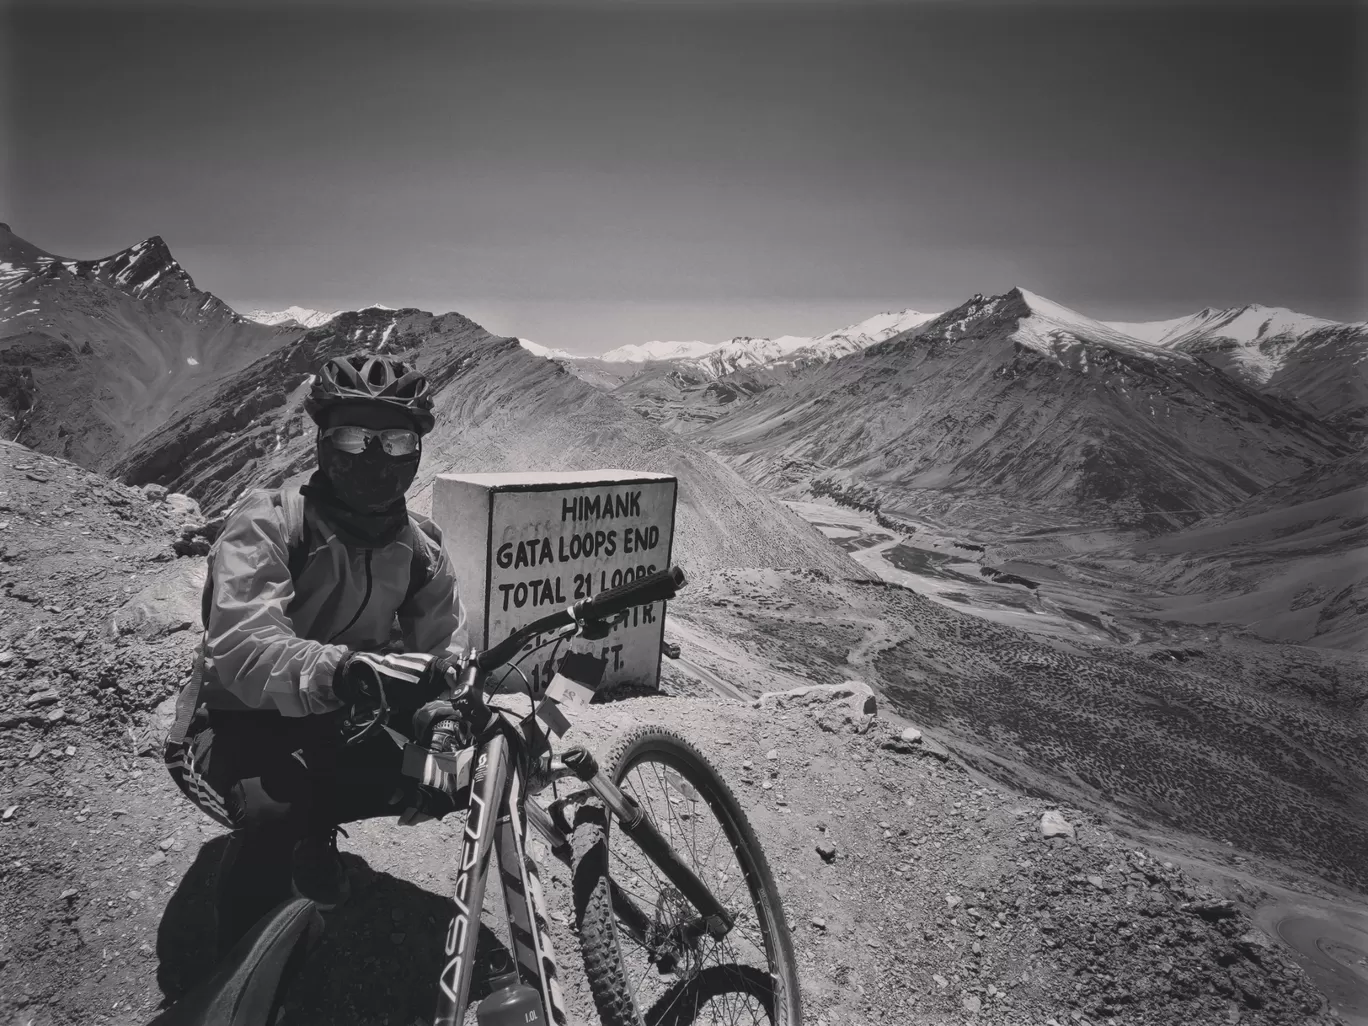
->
[3,0,1362,354]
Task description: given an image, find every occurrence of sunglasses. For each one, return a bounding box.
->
[321,425,421,456]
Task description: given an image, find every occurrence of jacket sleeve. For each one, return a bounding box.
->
[399,528,468,659]
[203,490,349,717]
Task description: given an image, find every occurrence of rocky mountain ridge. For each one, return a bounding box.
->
[0,226,302,469]
[110,306,864,582]
[680,288,1352,531]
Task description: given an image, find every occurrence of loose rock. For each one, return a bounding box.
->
[752,681,878,734]
[1040,810,1075,839]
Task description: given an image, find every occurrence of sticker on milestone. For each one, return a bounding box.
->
[544,673,595,711]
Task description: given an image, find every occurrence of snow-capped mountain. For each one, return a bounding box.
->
[519,338,577,361]
[598,339,719,363]
[798,307,942,358]
[687,312,920,377]
[687,287,1351,530]
[1006,288,1195,366]
[244,305,338,329]
[1106,305,1344,353]
[1106,304,1366,434]
[0,225,300,468]
[619,308,941,379]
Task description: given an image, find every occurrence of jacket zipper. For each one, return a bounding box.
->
[327,548,373,644]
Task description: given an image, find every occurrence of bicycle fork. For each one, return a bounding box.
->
[561,746,734,939]
[431,738,736,1026]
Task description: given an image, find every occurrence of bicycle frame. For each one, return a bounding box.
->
[433,722,570,1026]
[426,704,738,1025]
[369,565,734,1025]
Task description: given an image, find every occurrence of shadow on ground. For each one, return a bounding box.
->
[154,841,513,1025]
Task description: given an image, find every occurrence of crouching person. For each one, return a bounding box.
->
[163,353,468,958]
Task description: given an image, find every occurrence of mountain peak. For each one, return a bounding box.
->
[520,337,577,361]
[0,229,198,301]
[84,235,197,296]
[600,339,720,363]
[244,305,338,329]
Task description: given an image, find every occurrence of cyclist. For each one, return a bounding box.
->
[170,352,468,958]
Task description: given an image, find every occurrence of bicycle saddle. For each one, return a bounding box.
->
[147,898,323,1026]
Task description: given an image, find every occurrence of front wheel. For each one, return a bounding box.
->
[570,727,802,1026]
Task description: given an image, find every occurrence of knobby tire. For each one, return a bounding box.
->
[569,726,802,1026]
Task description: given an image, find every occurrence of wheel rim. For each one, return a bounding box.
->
[606,752,782,1026]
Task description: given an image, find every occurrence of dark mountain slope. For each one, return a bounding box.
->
[1116,305,1368,440]
[0,225,301,468]
[691,289,1352,531]
[113,308,864,580]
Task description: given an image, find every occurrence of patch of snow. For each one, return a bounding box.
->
[244,306,338,328]
[519,338,577,361]
[600,340,721,363]
[1103,314,1201,345]
[593,306,941,371]
[135,267,166,294]
[1012,288,1188,364]
[377,321,397,350]
[1202,305,1343,343]
[1114,304,1349,350]
[812,308,940,350]
[1223,341,1283,385]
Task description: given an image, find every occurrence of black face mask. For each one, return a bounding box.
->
[317,437,420,514]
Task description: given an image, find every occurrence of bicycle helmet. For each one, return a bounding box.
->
[304,353,435,435]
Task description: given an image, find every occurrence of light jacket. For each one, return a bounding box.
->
[200,487,467,717]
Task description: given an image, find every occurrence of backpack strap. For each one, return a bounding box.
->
[183,487,310,742]
[277,487,311,581]
[197,487,310,630]
[404,513,441,605]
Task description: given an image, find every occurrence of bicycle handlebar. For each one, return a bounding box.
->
[339,566,688,747]
[475,565,687,673]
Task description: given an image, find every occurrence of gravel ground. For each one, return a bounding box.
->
[0,443,1350,1025]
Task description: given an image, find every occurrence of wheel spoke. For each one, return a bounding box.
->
[572,732,796,1026]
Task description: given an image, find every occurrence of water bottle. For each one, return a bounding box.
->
[476,971,543,1025]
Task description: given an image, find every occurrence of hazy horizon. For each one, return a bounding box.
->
[4,0,1362,354]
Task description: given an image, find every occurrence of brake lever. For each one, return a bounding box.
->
[342,661,392,746]
[344,694,389,746]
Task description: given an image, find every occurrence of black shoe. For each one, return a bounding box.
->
[291,825,351,911]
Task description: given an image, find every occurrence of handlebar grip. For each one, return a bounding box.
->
[574,566,687,621]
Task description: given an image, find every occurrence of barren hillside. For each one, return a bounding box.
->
[111,311,862,582]
[668,290,1352,532]
[2,441,1362,1024]
[0,226,301,468]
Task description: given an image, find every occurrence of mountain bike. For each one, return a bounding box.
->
[343,564,801,1026]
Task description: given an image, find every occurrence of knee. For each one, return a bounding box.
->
[226,778,309,841]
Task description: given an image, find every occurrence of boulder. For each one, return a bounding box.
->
[112,560,207,639]
[142,483,169,502]
[880,724,926,754]
[752,680,877,734]
[164,492,202,522]
[1039,810,1075,839]
[154,695,179,733]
